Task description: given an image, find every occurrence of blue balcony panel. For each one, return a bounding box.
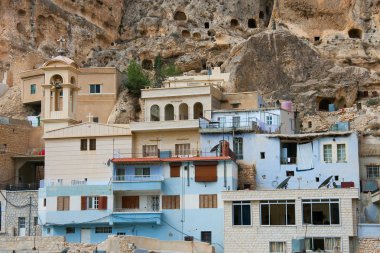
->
[112,212,161,225]
[112,181,162,191]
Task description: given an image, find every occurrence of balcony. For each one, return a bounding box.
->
[112,175,164,191]
[199,118,279,134]
[112,211,161,224]
[130,119,199,132]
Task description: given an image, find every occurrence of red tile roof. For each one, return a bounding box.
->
[112,156,232,164]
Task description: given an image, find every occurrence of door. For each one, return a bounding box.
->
[18,217,26,236]
[81,228,91,243]
[122,196,139,209]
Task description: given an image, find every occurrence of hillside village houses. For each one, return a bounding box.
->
[0,53,377,253]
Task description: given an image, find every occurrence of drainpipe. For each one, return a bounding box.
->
[28,196,32,236]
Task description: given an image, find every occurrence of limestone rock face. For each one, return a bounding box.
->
[0,0,379,123]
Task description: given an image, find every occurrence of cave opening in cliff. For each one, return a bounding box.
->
[248,19,257,28]
[182,30,190,38]
[259,11,264,19]
[174,11,187,21]
[142,59,153,70]
[193,32,201,41]
[348,28,362,39]
[231,19,239,27]
[204,22,209,29]
[335,97,347,110]
[314,36,320,42]
[318,98,335,111]
[207,29,216,37]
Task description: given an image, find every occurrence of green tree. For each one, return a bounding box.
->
[153,55,164,88]
[162,62,182,77]
[124,60,151,96]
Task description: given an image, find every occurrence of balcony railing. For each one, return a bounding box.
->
[112,175,164,182]
[45,178,87,186]
[1,183,39,191]
[199,118,280,133]
[114,207,160,213]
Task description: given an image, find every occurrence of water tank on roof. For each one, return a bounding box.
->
[281,101,292,111]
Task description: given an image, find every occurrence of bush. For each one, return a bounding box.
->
[162,62,182,77]
[124,60,150,96]
[367,98,379,106]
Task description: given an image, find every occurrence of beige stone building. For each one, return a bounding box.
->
[222,188,359,253]
[20,56,122,127]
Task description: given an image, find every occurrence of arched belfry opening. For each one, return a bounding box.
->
[50,74,64,111]
[165,104,174,121]
[179,103,188,120]
[193,102,203,119]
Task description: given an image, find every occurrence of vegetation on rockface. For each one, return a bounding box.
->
[124,57,183,96]
[123,60,151,96]
[153,55,182,88]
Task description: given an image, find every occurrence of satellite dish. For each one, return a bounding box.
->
[210,144,219,152]
[318,175,333,189]
[276,177,291,189]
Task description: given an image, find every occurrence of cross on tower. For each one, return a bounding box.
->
[86,113,94,123]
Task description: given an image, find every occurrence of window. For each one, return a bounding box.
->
[88,196,99,209]
[95,227,112,233]
[81,196,107,210]
[80,139,87,151]
[302,199,340,225]
[201,231,212,244]
[305,237,341,252]
[150,105,160,121]
[194,161,217,182]
[233,137,243,160]
[43,198,46,207]
[218,117,226,127]
[117,232,126,235]
[199,194,217,208]
[266,115,273,125]
[337,144,346,162]
[175,143,190,156]
[143,145,158,157]
[170,163,181,177]
[269,242,286,253]
[367,165,380,179]
[0,144,7,154]
[34,217,38,226]
[66,227,75,234]
[135,167,150,176]
[260,200,295,225]
[89,84,101,94]
[93,117,99,123]
[233,201,251,226]
[280,142,297,164]
[57,196,70,211]
[323,144,332,163]
[162,195,180,209]
[30,84,36,94]
[89,139,96,150]
[260,152,265,159]
[18,217,26,229]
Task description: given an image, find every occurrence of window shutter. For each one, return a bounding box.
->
[98,196,107,210]
[170,163,181,177]
[81,196,87,210]
[89,139,96,150]
[194,162,218,182]
[57,197,64,211]
[162,195,180,209]
[122,196,139,209]
[80,139,87,151]
[64,196,70,211]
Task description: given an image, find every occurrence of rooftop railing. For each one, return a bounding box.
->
[199,118,280,133]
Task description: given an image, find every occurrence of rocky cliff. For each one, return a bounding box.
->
[0,0,379,122]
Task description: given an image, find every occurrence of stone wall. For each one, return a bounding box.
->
[4,191,40,236]
[358,238,380,253]
[0,123,31,187]
[237,161,256,190]
[0,236,64,251]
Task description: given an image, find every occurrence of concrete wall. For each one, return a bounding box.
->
[108,235,215,253]
[44,135,131,182]
[201,133,360,190]
[221,92,259,110]
[0,236,64,251]
[222,188,359,253]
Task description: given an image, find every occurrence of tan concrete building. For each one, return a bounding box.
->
[20,56,122,126]
[222,188,359,253]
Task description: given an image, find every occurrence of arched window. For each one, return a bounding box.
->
[70,76,76,85]
[50,74,63,112]
[50,74,63,87]
[179,103,188,120]
[165,104,174,121]
[150,105,160,121]
[193,102,203,119]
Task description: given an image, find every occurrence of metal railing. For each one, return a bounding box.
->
[114,207,160,213]
[199,118,280,133]
[112,175,164,182]
[1,183,39,191]
[44,179,87,186]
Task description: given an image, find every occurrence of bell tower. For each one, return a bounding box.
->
[40,56,80,132]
